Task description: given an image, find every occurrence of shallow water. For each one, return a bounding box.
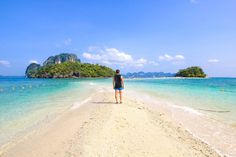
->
[126,78,236,123]
[0,77,108,146]
[125,77,236,156]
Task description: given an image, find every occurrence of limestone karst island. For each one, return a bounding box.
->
[25,53,114,78]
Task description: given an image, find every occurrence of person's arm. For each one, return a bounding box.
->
[112,77,115,89]
[121,76,124,88]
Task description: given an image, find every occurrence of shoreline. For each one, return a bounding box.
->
[126,88,236,157]
[0,87,221,157]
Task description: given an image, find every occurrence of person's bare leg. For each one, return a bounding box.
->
[119,90,122,103]
[115,90,118,103]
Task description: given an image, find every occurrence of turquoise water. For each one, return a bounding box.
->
[1,77,236,155]
[124,78,236,156]
[0,77,108,146]
[126,78,236,123]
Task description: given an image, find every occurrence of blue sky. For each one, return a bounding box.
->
[0,0,236,76]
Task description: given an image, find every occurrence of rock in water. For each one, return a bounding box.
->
[25,63,41,78]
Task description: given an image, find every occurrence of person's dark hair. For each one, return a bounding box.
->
[116,69,120,74]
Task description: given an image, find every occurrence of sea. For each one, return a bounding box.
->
[0,76,236,156]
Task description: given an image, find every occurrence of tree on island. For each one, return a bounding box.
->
[25,53,115,78]
[175,66,206,78]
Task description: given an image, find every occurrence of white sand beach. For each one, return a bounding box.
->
[0,88,220,157]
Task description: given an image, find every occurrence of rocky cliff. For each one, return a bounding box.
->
[43,53,80,66]
[25,63,41,78]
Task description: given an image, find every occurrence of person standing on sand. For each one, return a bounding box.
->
[113,69,124,104]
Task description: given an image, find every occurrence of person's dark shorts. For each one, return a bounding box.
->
[114,87,124,90]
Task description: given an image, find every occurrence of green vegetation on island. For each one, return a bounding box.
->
[175,66,206,78]
[25,53,115,78]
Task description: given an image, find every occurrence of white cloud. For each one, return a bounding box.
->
[175,55,185,60]
[159,54,173,61]
[149,61,159,66]
[82,52,102,60]
[29,60,39,64]
[208,59,219,63]
[82,47,147,67]
[159,54,185,61]
[134,58,147,67]
[106,48,133,62]
[158,54,185,65]
[0,60,10,67]
[63,38,72,45]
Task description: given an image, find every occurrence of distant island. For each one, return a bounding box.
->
[175,66,206,78]
[123,66,206,78]
[25,53,115,78]
[25,54,206,79]
[123,72,175,78]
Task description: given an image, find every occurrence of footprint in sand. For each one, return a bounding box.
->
[138,106,144,110]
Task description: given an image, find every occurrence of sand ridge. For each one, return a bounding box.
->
[1,88,220,157]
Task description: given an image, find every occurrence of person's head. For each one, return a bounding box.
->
[116,69,120,74]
